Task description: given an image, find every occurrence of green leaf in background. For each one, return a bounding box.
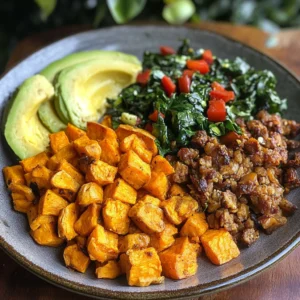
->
[35,0,57,21]
[162,0,196,24]
[107,0,146,24]
[93,1,107,27]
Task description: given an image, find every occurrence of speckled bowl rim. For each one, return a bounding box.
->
[0,25,300,299]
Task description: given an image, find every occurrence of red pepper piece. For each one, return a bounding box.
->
[211,81,225,91]
[144,122,153,133]
[210,90,235,103]
[207,100,226,122]
[186,59,210,74]
[178,75,191,94]
[161,76,176,97]
[160,46,176,55]
[137,69,151,85]
[183,69,195,79]
[202,49,214,64]
[148,110,165,122]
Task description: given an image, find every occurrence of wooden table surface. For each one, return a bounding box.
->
[1,22,300,300]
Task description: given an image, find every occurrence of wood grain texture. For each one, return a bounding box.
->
[1,22,300,300]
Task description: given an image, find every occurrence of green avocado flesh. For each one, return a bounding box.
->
[38,50,141,132]
[4,75,53,159]
[54,59,141,129]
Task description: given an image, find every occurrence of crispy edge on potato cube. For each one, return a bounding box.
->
[118,150,151,190]
[27,204,56,231]
[86,122,117,141]
[128,201,165,234]
[161,196,199,225]
[99,138,121,166]
[87,224,119,263]
[104,178,137,205]
[58,203,79,240]
[116,124,158,156]
[200,229,240,265]
[31,165,53,190]
[11,193,32,213]
[149,222,178,252]
[30,221,64,247]
[75,235,87,249]
[128,222,142,234]
[63,243,90,273]
[139,194,161,207]
[95,260,121,279]
[51,170,81,193]
[74,203,100,237]
[122,247,164,287]
[57,159,85,186]
[168,184,187,197]
[65,123,86,141]
[120,134,153,164]
[20,151,49,173]
[9,183,35,202]
[39,189,69,216]
[102,199,130,235]
[49,131,70,154]
[100,115,112,128]
[77,182,103,207]
[159,237,199,280]
[73,135,102,160]
[151,155,174,176]
[144,171,169,200]
[180,212,208,242]
[86,160,118,186]
[118,233,150,253]
[3,165,25,187]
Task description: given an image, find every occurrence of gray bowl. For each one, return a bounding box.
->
[0,25,299,299]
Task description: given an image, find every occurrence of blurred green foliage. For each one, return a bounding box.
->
[1,0,300,71]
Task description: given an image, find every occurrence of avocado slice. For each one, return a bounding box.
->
[4,75,53,159]
[55,59,141,129]
[38,50,141,132]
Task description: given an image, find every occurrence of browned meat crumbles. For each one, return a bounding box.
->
[167,110,300,246]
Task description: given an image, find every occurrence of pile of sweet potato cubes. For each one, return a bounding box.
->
[3,121,240,287]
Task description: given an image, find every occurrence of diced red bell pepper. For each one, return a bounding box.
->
[148,110,165,122]
[144,122,153,133]
[211,81,225,91]
[202,49,214,64]
[220,131,241,147]
[137,69,151,85]
[161,75,176,97]
[160,46,176,55]
[207,99,226,122]
[210,90,235,103]
[178,75,191,94]
[186,59,210,74]
[183,69,195,79]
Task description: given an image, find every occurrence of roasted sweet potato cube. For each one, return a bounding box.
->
[27,205,56,231]
[150,222,178,252]
[73,135,102,160]
[11,193,32,213]
[58,203,79,240]
[122,247,164,287]
[47,144,78,170]
[57,160,85,186]
[86,160,118,186]
[75,235,87,249]
[151,155,174,176]
[3,165,25,186]
[65,123,86,141]
[100,115,112,128]
[118,233,150,253]
[49,131,70,154]
[120,134,153,164]
[159,237,199,280]
[161,196,199,225]
[180,213,208,242]
[201,229,240,265]
[30,165,53,190]
[39,189,69,216]
[98,138,121,166]
[74,203,100,236]
[51,170,81,195]
[144,171,169,200]
[87,122,117,141]
[139,194,161,206]
[118,150,151,190]
[52,188,76,202]
[128,201,165,234]
[30,221,64,247]
[104,178,137,205]
[9,183,35,202]
[20,152,49,173]
[118,253,127,274]
[95,260,121,279]
[77,182,103,207]
[63,243,90,273]
[168,184,187,197]
[87,224,119,263]
[116,124,158,156]
[102,199,130,235]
